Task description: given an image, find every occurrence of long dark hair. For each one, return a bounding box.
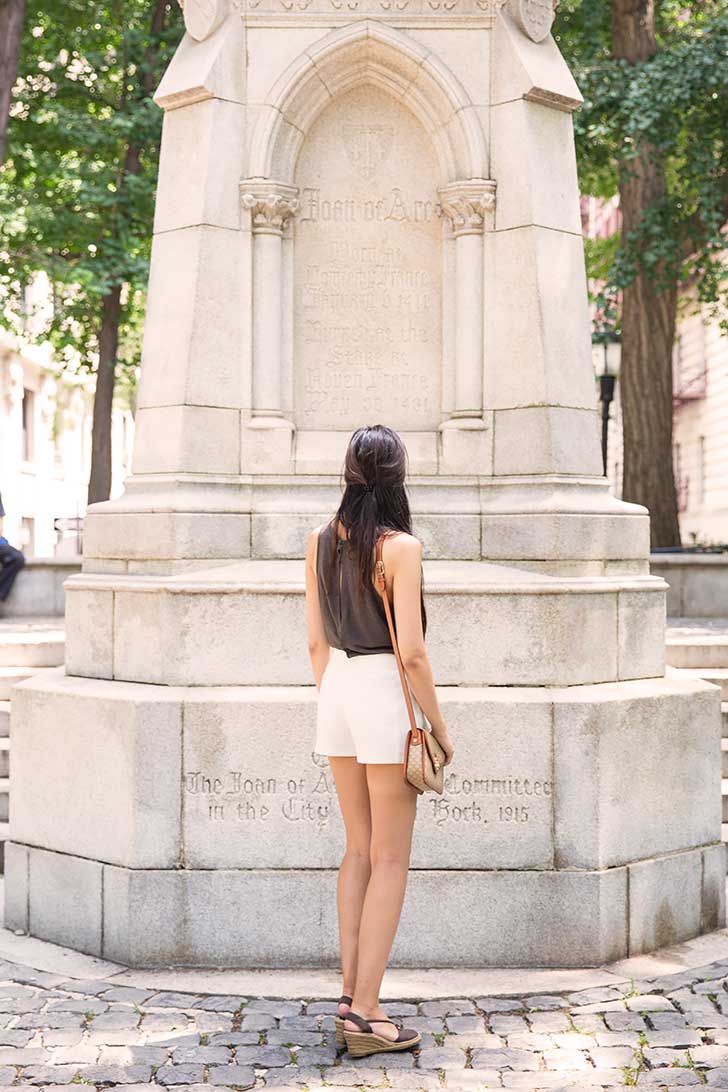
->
[326,424,427,635]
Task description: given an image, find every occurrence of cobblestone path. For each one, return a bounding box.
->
[4,958,728,1089]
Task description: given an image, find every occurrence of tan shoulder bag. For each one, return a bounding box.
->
[374,531,446,795]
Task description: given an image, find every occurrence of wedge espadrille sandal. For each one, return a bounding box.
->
[342,1010,421,1057]
[333,994,353,1046]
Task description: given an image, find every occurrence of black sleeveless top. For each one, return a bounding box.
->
[316,520,427,658]
[316,520,394,658]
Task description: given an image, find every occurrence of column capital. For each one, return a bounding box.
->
[240,180,299,235]
[438,180,497,237]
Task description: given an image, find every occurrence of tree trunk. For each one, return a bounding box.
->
[0,0,26,165]
[612,0,681,547]
[88,285,122,505]
[85,0,169,505]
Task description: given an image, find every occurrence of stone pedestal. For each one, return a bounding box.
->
[5,0,724,966]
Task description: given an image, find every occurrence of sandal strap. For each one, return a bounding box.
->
[338,994,353,1006]
[344,1010,373,1032]
[344,1012,410,1037]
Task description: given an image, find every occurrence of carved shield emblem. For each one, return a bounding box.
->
[508,0,555,42]
[180,0,229,41]
[343,125,394,181]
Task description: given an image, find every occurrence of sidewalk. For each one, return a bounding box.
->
[2,884,728,1089]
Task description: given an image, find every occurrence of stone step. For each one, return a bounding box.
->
[0,779,10,823]
[0,739,10,780]
[723,739,728,779]
[679,669,728,701]
[0,666,58,701]
[0,702,8,738]
[0,618,65,669]
[665,635,728,670]
[0,822,9,874]
[0,635,65,668]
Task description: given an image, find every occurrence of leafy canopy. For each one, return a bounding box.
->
[0,0,182,381]
[555,1,728,330]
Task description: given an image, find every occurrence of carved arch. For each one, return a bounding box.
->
[248,20,488,183]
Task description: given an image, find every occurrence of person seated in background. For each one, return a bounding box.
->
[0,494,26,603]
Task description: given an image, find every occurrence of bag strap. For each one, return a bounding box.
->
[375,531,420,738]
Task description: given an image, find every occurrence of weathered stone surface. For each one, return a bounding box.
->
[553,674,722,869]
[490,98,581,236]
[5,841,661,966]
[61,562,668,688]
[153,99,244,236]
[183,684,553,871]
[628,850,703,955]
[293,85,442,433]
[9,674,182,869]
[26,848,102,957]
[485,226,597,420]
[64,588,114,679]
[3,840,28,931]
[136,218,248,416]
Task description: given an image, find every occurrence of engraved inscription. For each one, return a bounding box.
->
[430,773,552,826]
[184,762,551,833]
[184,756,336,829]
[294,86,442,430]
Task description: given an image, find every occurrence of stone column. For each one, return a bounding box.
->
[438,180,496,419]
[240,182,299,420]
[437,180,496,474]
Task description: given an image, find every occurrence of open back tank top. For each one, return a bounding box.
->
[316,519,393,657]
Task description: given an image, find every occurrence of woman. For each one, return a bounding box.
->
[304,424,454,1058]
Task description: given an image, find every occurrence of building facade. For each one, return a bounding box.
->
[0,331,134,559]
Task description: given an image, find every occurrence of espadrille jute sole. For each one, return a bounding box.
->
[334,1016,345,1045]
[343,1029,421,1057]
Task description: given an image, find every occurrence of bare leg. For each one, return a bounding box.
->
[345,763,418,1040]
[328,756,372,1019]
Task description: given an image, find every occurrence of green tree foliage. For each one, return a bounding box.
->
[0,0,183,502]
[554,1,728,546]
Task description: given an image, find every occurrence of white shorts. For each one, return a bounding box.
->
[315,646,428,764]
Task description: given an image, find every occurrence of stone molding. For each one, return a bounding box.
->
[438,180,497,236]
[240,181,299,234]
[173,0,517,32]
[248,22,487,182]
[173,0,560,31]
[241,0,504,18]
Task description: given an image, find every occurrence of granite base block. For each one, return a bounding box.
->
[7,843,722,968]
[9,671,721,876]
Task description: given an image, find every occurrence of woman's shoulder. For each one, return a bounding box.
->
[305,520,333,567]
[382,530,422,559]
[308,518,334,541]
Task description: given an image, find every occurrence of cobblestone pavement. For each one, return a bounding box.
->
[5,958,728,1089]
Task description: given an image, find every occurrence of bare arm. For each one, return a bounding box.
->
[385,534,454,765]
[305,526,331,688]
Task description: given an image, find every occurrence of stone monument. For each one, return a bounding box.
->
[5,0,724,966]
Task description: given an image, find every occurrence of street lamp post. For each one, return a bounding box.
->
[593,335,621,479]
